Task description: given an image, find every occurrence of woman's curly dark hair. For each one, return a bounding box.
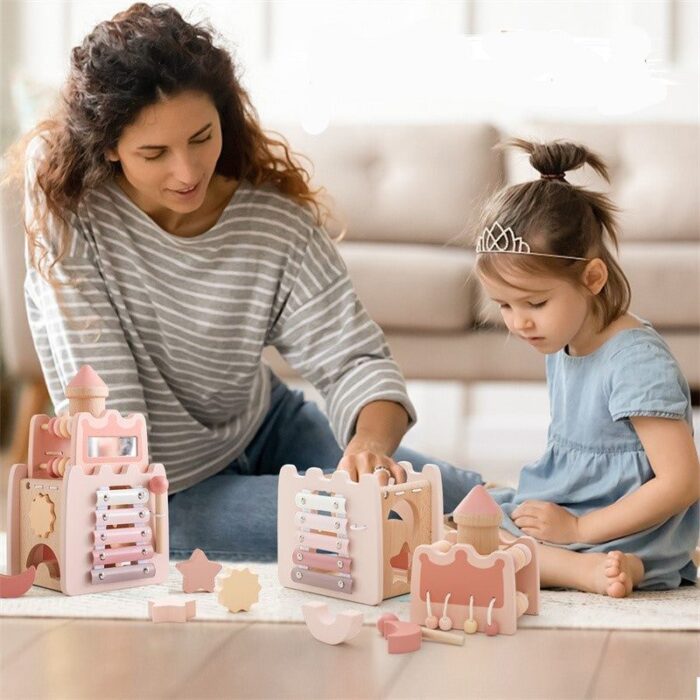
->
[5,3,324,283]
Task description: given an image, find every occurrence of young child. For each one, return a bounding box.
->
[474,138,699,596]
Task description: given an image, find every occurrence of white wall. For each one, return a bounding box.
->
[1,0,698,146]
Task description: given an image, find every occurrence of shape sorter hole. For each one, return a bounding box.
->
[26,543,60,580]
[29,492,56,538]
[384,498,420,586]
[389,540,410,570]
[385,502,418,542]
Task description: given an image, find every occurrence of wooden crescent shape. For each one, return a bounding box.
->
[0,566,37,598]
[302,601,364,645]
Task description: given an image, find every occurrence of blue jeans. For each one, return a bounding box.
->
[169,378,482,561]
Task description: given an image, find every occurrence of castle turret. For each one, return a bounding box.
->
[65,365,108,416]
[452,485,503,555]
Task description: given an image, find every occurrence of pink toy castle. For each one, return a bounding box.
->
[6,366,169,595]
[409,485,540,636]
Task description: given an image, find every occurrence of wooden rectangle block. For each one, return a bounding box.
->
[294,491,346,514]
[292,548,352,573]
[94,507,150,526]
[294,512,348,535]
[291,567,353,594]
[93,526,152,546]
[96,487,149,507]
[296,531,350,557]
[92,544,154,566]
[91,562,155,584]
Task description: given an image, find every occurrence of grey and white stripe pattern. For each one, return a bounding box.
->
[24,167,416,493]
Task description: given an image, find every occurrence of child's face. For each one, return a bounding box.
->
[106,90,223,216]
[479,269,592,355]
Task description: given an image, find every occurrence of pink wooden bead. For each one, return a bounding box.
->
[485,621,500,637]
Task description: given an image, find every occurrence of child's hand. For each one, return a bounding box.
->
[511,500,580,544]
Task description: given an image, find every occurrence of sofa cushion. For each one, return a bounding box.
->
[620,243,700,328]
[505,123,699,243]
[339,242,475,332]
[474,242,700,330]
[265,329,698,386]
[385,329,699,385]
[277,123,503,245]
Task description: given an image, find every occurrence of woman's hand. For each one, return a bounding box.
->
[511,500,580,544]
[335,400,410,485]
[336,444,406,486]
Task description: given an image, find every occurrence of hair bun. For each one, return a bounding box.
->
[500,137,611,184]
[540,172,567,181]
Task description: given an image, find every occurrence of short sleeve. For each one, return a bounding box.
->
[607,341,690,422]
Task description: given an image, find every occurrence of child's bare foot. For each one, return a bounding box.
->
[595,551,644,598]
[536,544,645,595]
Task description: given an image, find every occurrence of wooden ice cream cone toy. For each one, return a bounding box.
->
[65,365,109,416]
[452,485,503,555]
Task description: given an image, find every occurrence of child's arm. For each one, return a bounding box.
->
[575,416,699,544]
[514,416,699,545]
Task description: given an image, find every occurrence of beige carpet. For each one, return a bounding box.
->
[2,558,698,631]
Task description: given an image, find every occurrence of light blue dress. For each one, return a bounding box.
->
[491,321,699,589]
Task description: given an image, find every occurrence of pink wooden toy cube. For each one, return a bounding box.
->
[278,462,443,605]
[5,366,169,595]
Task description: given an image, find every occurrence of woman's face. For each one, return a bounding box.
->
[107,90,223,215]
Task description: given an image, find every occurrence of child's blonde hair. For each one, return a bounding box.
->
[475,138,631,329]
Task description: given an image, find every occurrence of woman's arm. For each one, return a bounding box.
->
[267,226,417,481]
[336,400,410,484]
[576,416,699,544]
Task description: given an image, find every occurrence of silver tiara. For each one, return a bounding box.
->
[476,222,589,261]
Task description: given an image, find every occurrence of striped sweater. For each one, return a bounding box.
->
[24,162,416,493]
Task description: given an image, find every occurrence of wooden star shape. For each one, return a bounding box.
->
[175,549,222,593]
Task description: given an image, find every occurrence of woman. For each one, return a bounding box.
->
[6,3,481,561]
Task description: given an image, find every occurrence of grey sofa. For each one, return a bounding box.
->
[265,122,699,387]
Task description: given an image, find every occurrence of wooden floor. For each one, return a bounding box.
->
[0,617,698,699]
[1,448,699,699]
